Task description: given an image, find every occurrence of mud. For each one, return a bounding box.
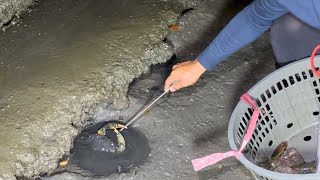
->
[0,0,202,179]
[0,0,34,27]
[47,0,274,178]
[0,0,277,179]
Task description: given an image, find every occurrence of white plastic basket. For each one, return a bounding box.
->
[228,56,320,180]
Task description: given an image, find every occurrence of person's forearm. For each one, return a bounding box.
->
[198,0,287,71]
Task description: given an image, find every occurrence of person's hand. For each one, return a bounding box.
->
[164,60,206,92]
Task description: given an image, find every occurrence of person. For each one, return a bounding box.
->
[164,0,320,92]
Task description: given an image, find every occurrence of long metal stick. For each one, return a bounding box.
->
[119,80,178,132]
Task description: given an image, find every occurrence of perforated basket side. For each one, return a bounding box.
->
[228,56,320,180]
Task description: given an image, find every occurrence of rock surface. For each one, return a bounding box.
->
[0,0,34,27]
[0,0,202,179]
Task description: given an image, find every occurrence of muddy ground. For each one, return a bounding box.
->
[0,0,34,27]
[47,0,275,179]
[0,0,277,179]
[0,0,202,179]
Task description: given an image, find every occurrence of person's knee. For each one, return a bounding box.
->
[270,13,320,66]
[271,14,304,42]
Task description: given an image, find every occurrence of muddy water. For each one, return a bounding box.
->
[0,0,198,179]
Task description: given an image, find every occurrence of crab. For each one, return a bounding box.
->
[97,123,126,153]
[258,141,316,174]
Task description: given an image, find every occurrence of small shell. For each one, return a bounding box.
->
[97,129,104,135]
[271,141,288,160]
[59,159,69,166]
[169,25,181,30]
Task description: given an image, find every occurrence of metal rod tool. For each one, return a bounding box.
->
[119,80,179,132]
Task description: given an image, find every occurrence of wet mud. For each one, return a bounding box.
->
[0,0,277,179]
[0,0,35,27]
[0,0,201,179]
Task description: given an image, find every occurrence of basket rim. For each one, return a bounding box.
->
[228,55,320,179]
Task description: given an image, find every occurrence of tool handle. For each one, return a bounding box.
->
[119,80,179,132]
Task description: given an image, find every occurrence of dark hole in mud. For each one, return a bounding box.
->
[54,120,150,177]
[180,8,194,15]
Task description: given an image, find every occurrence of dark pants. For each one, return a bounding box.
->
[270,13,320,67]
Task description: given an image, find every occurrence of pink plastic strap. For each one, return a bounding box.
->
[191,93,259,171]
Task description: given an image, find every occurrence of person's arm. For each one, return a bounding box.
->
[165,0,320,91]
[165,0,288,91]
[280,0,320,30]
[198,0,287,71]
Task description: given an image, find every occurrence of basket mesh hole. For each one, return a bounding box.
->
[248,108,253,115]
[240,122,245,131]
[254,129,258,135]
[302,71,307,79]
[269,123,273,129]
[266,104,270,111]
[236,133,241,142]
[295,73,302,82]
[257,124,262,131]
[268,140,273,146]
[276,82,283,91]
[257,99,261,107]
[271,86,277,94]
[273,119,277,125]
[262,132,266,137]
[304,136,312,141]
[245,112,250,121]
[265,90,271,98]
[252,134,256,140]
[282,79,289,88]
[316,89,320,95]
[309,69,314,78]
[289,76,295,85]
[261,94,267,103]
[313,111,319,116]
[287,123,293,128]
[265,128,269,134]
[270,112,274,118]
[258,137,262,143]
[242,117,248,125]
[313,80,318,87]
[239,128,244,135]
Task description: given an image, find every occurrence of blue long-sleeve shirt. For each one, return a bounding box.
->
[198,0,320,71]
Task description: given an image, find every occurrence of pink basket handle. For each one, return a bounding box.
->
[310,45,320,77]
[192,93,259,171]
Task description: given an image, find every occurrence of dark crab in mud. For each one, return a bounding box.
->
[257,141,316,174]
